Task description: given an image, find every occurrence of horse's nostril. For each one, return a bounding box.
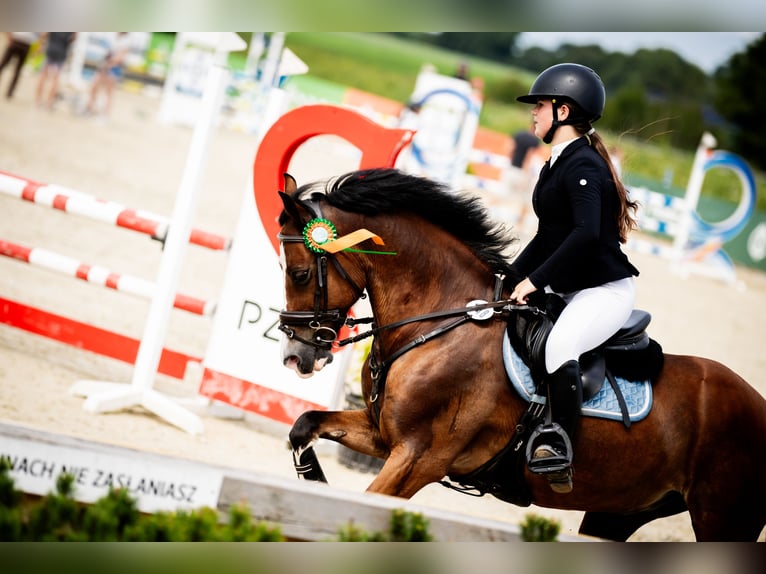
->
[285,355,301,369]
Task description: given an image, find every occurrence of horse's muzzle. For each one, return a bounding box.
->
[281,327,335,377]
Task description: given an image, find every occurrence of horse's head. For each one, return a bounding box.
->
[277,173,366,378]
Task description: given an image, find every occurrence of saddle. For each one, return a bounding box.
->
[507,293,663,404]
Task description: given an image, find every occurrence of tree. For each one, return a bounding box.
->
[713,34,766,170]
[431,33,520,62]
[393,32,521,64]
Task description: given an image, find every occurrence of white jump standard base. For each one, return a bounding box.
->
[70,380,205,435]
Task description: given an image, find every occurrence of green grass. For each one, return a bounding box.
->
[286,32,535,122]
[284,32,765,211]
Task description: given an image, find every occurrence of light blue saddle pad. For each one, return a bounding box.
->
[502,331,653,423]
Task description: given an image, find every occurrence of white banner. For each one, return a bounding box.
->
[199,184,347,423]
[2,436,222,513]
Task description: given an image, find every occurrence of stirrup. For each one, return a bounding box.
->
[526,423,573,470]
[528,445,572,474]
[528,446,574,493]
[526,423,574,493]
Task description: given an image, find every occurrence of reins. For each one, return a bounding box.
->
[338,274,547,410]
[337,296,543,347]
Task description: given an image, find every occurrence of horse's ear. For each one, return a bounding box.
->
[283,173,297,195]
[278,190,294,211]
[278,190,303,226]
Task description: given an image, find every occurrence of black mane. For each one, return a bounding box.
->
[291,168,519,279]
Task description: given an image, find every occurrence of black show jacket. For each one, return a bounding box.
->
[512,137,639,293]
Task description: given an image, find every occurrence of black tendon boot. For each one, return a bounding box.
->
[527,360,583,493]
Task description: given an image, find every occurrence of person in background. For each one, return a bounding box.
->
[510,63,640,494]
[84,32,130,118]
[510,122,540,169]
[35,32,76,109]
[0,32,40,99]
[507,122,546,231]
[454,61,470,81]
[515,141,549,232]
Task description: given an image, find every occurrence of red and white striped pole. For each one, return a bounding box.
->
[0,239,215,316]
[0,170,231,251]
[71,33,247,435]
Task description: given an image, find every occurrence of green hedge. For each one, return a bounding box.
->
[0,460,442,542]
[2,459,565,542]
[0,461,284,541]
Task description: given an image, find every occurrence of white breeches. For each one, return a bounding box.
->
[545,277,636,374]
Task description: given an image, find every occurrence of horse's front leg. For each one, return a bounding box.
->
[364,404,475,498]
[289,408,388,482]
[365,442,451,499]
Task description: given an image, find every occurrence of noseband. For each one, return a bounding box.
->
[277,196,365,351]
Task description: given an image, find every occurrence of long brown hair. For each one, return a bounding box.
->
[568,114,639,243]
[589,131,638,243]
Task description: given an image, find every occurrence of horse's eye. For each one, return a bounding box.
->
[289,268,312,285]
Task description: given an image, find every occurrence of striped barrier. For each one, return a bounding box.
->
[0,170,232,251]
[629,186,687,236]
[462,146,512,195]
[0,297,199,381]
[625,185,685,259]
[0,239,215,316]
[0,166,227,387]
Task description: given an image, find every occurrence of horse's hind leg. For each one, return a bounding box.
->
[687,488,766,541]
[289,408,388,482]
[578,492,687,541]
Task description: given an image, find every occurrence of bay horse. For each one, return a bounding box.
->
[275,167,766,541]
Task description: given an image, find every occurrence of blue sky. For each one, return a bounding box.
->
[517,32,761,73]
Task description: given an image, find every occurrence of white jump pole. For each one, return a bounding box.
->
[671,131,717,265]
[70,33,246,435]
[67,32,89,91]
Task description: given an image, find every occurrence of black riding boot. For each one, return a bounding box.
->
[527,359,583,493]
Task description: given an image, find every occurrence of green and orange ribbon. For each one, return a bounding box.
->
[302,218,397,255]
[303,218,337,253]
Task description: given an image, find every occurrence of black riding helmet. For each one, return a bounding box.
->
[517,63,606,143]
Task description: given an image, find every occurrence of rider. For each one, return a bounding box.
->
[509,63,640,493]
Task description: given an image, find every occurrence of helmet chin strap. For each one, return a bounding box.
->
[543,99,590,144]
[542,99,562,144]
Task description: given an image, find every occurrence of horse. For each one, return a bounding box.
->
[275,167,766,541]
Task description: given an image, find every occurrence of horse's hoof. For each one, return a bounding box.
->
[293,446,328,483]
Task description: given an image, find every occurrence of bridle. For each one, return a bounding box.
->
[277,195,366,351]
